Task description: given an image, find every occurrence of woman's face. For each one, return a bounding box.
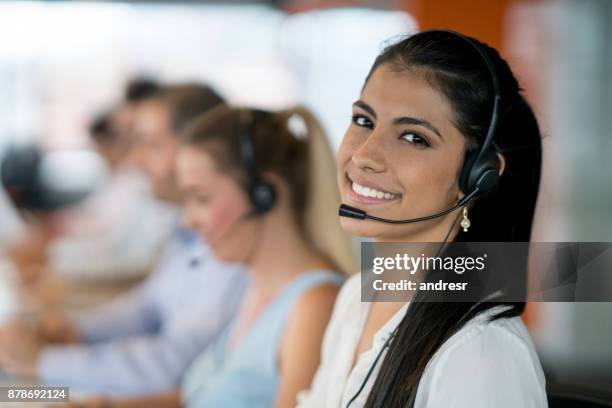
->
[337,63,468,241]
[177,145,256,263]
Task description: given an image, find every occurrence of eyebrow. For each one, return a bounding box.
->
[353,100,444,140]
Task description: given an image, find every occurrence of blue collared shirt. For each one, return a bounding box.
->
[38,226,246,396]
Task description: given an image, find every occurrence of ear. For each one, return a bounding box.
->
[261,171,282,188]
[497,152,506,176]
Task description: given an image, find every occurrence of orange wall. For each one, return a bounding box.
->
[403,0,513,50]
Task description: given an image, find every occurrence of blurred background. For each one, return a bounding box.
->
[0,0,610,398]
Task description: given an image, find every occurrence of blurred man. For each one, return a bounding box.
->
[2,80,171,285]
[0,83,245,397]
[48,78,173,280]
[48,107,176,280]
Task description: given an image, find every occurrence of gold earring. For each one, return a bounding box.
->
[461,207,471,232]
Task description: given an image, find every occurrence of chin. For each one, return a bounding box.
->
[339,217,384,238]
[212,251,236,264]
[211,244,245,265]
[340,216,427,242]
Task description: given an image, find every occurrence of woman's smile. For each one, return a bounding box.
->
[345,173,402,205]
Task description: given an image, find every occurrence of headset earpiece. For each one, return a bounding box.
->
[459,148,500,198]
[240,110,277,215]
[249,176,276,215]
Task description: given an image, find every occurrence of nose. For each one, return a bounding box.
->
[351,128,387,174]
[181,206,197,230]
[126,145,144,169]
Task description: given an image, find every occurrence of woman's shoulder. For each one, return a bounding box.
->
[416,307,547,407]
[446,306,537,350]
[288,273,362,349]
[291,271,343,309]
[435,306,543,371]
[285,270,345,321]
[279,271,345,375]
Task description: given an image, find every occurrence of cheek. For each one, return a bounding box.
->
[158,144,178,176]
[397,152,463,204]
[140,148,161,174]
[336,131,358,185]
[337,129,358,167]
[205,192,250,238]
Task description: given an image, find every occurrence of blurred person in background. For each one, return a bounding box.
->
[178,107,350,408]
[0,83,246,397]
[71,105,357,408]
[48,78,177,281]
[0,78,172,288]
[47,110,175,281]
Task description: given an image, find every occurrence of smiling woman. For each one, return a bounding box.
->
[298,30,545,408]
[338,63,472,242]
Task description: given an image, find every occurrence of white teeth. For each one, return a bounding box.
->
[351,181,397,200]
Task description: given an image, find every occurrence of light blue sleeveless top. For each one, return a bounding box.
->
[181,270,345,408]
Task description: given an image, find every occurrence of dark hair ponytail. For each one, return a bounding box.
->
[363,31,542,407]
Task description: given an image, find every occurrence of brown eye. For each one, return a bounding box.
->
[400,132,430,148]
[352,114,373,129]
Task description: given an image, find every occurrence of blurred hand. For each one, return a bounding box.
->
[7,223,53,284]
[19,270,67,312]
[36,310,81,344]
[0,320,43,378]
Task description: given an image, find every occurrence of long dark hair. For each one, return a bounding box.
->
[363,31,542,407]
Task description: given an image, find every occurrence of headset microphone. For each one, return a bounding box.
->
[338,188,479,225]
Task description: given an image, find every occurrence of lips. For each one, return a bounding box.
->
[346,174,400,204]
[351,181,398,200]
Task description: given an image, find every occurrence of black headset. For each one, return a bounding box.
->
[239,109,277,215]
[453,29,502,200]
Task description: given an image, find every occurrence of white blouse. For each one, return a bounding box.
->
[297,274,547,408]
